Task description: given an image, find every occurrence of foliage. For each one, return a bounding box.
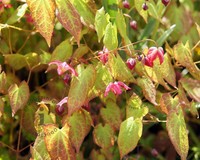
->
[0,0,200,160]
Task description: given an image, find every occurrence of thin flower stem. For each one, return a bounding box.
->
[16,110,24,159]
[192,40,200,51]
[8,28,13,54]
[17,33,31,53]
[0,23,35,32]
[0,141,16,152]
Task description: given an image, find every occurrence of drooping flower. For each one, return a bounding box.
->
[55,97,68,115]
[98,46,109,64]
[104,81,131,97]
[126,58,136,70]
[143,47,164,67]
[57,97,68,107]
[49,61,78,76]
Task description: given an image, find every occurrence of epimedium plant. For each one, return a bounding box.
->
[0,0,200,160]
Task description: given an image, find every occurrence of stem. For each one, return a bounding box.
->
[8,28,13,54]
[192,40,200,51]
[0,23,35,32]
[16,110,23,159]
[17,33,31,53]
[0,141,16,152]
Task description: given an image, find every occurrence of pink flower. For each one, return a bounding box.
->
[98,46,109,64]
[57,97,68,107]
[126,58,136,70]
[49,61,78,76]
[104,81,131,97]
[143,47,164,67]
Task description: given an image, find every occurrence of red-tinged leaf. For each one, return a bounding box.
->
[180,77,200,102]
[93,123,115,149]
[137,76,157,105]
[90,149,106,160]
[100,100,122,130]
[55,0,82,45]
[0,97,4,117]
[118,117,143,159]
[126,93,148,119]
[161,93,180,113]
[30,136,51,160]
[167,109,189,160]
[43,124,76,160]
[178,83,190,108]
[174,42,200,81]
[26,0,55,46]
[0,70,7,94]
[68,65,96,115]
[107,53,136,83]
[65,109,92,152]
[8,81,29,116]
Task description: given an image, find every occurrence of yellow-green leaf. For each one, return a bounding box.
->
[55,0,82,44]
[174,42,200,81]
[137,76,157,105]
[118,117,143,159]
[167,109,189,160]
[100,100,122,130]
[70,0,95,28]
[26,0,56,46]
[93,123,115,149]
[8,81,30,116]
[51,39,73,61]
[67,109,92,152]
[126,93,149,119]
[95,7,110,42]
[68,65,96,115]
[103,22,118,50]
[134,0,148,23]
[107,53,136,83]
[5,54,27,70]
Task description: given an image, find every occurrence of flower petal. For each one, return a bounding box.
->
[57,97,68,107]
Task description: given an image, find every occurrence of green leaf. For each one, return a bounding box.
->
[157,24,176,46]
[70,0,95,28]
[4,54,27,70]
[68,65,96,115]
[30,136,51,160]
[67,109,92,152]
[103,22,118,50]
[100,100,122,130]
[95,7,110,42]
[26,0,56,46]
[25,52,40,69]
[93,123,115,149]
[118,117,143,159]
[126,93,148,119]
[137,76,157,105]
[116,11,134,53]
[89,63,113,97]
[55,0,82,44]
[167,109,189,160]
[51,39,73,61]
[7,3,28,25]
[107,53,136,83]
[102,0,118,20]
[8,81,30,116]
[180,77,200,102]
[72,45,89,60]
[43,124,76,159]
[134,0,148,22]
[174,42,200,81]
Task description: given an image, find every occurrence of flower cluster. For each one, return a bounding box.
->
[0,0,12,14]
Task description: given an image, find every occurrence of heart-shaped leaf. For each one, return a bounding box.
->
[8,81,30,116]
